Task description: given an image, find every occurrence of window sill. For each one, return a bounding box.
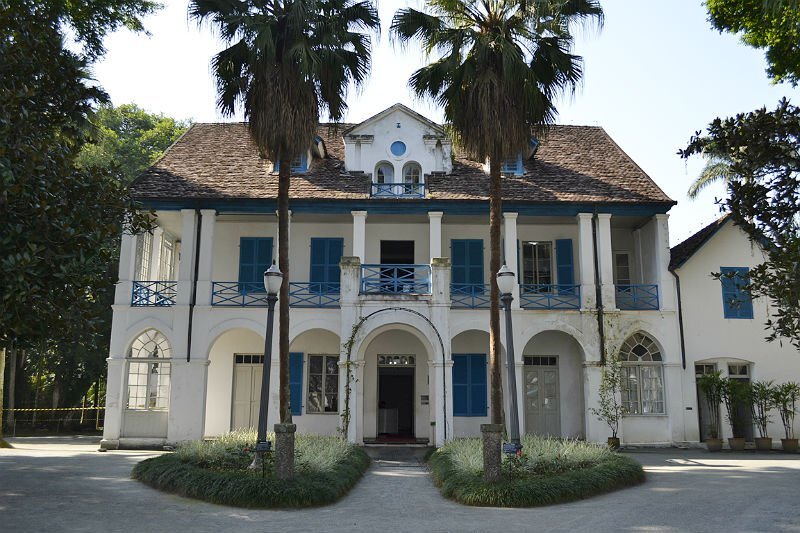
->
[623,413,668,418]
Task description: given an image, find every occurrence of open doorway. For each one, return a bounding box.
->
[377,354,415,442]
[380,240,414,264]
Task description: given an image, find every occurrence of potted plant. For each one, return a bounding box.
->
[590,354,626,449]
[750,380,777,451]
[696,371,724,451]
[722,378,749,451]
[775,381,799,453]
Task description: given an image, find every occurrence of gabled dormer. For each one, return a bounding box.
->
[343,104,452,198]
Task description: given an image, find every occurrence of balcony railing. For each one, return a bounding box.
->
[131,281,177,307]
[519,284,581,310]
[211,282,340,308]
[361,264,431,294]
[616,284,659,310]
[451,283,490,309]
[371,182,426,198]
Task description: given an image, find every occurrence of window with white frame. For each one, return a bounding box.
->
[134,232,153,281]
[126,329,171,410]
[619,332,665,415]
[521,241,553,287]
[158,233,177,280]
[375,162,394,184]
[307,355,339,413]
[614,251,632,285]
[403,162,421,184]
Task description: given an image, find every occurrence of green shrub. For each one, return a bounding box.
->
[429,436,645,507]
[132,432,369,508]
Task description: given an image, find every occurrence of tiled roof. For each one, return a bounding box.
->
[669,215,732,270]
[130,122,674,205]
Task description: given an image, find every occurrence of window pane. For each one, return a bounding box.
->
[309,356,323,374]
[639,366,664,414]
[326,356,339,375]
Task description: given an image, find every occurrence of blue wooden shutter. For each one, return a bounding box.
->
[555,239,574,292]
[469,354,487,416]
[721,267,754,319]
[310,238,343,293]
[451,240,466,285]
[452,354,487,417]
[452,239,483,286]
[238,237,273,287]
[452,355,469,416]
[289,352,304,416]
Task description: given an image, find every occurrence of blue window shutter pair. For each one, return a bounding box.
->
[452,354,488,417]
[501,154,524,175]
[289,352,304,416]
[310,238,344,292]
[451,240,484,286]
[274,153,309,173]
[721,267,754,319]
[238,238,273,287]
[555,239,574,289]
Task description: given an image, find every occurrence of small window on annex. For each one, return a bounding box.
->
[619,332,665,415]
[375,162,394,184]
[126,329,172,410]
[403,162,421,184]
[307,354,339,413]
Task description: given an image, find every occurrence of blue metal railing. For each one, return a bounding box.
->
[371,182,426,198]
[616,284,659,310]
[451,283,490,309]
[519,284,581,309]
[211,281,340,308]
[360,264,431,294]
[131,281,177,307]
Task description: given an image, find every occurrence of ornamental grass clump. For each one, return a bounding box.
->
[429,436,644,507]
[132,431,369,508]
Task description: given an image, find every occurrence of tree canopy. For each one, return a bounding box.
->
[681,98,800,348]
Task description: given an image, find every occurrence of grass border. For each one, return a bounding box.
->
[429,451,645,507]
[132,445,370,508]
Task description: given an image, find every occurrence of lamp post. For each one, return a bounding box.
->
[497,264,521,453]
[250,263,283,470]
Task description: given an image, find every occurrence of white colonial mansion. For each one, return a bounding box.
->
[100,104,798,450]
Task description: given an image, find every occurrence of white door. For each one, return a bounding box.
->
[524,357,560,436]
[231,355,263,430]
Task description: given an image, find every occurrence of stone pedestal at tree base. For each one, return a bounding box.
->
[481,423,503,483]
[274,423,296,480]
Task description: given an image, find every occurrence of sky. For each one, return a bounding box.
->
[92,0,800,245]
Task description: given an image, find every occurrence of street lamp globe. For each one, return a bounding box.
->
[496,264,516,295]
[263,263,283,295]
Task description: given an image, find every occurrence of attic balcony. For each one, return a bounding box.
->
[371,182,426,198]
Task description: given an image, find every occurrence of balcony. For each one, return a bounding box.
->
[210,281,340,308]
[371,182,426,198]
[615,284,659,310]
[131,281,177,307]
[360,264,431,294]
[519,284,581,310]
[451,283,490,309]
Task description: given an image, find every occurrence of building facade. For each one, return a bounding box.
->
[101,104,692,450]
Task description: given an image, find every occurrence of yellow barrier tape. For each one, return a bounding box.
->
[1,407,105,412]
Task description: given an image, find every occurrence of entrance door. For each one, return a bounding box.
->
[695,363,718,441]
[524,356,560,436]
[377,355,415,440]
[380,241,415,264]
[729,364,754,441]
[231,354,263,430]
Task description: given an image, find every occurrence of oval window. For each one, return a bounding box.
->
[390,141,407,157]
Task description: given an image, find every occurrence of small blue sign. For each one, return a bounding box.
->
[255,441,272,453]
[503,442,522,455]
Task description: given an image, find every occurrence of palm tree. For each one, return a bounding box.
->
[687,154,743,199]
[190,0,379,454]
[392,0,601,447]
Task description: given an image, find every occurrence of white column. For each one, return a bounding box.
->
[177,209,198,305]
[654,214,675,311]
[115,232,138,305]
[167,359,210,443]
[576,213,596,309]
[433,359,454,446]
[196,209,216,306]
[596,213,616,310]
[431,258,451,305]
[100,358,127,447]
[503,212,521,308]
[148,226,164,281]
[351,210,367,262]
[428,211,443,261]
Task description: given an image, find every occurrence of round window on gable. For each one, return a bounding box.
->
[390,141,407,157]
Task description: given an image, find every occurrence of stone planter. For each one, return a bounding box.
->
[781,438,798,453]
[705,438,723,452]
[607,437,620,450]
[755,437,773,451]
[728,437,746,451]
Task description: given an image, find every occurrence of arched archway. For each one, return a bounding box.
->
[289,328,342,436]
[521,330,586,439]
[121,328,173,439]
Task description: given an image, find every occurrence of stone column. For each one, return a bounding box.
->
[177,209,198,306]
[481,424,504,482]
[351,211,367,262]
[503,212,521,309]
[430,257,451,305]
[195,209,216,306]
[428,211,443,262]
[100,357,127,449]
[148,227,164,280]
[432,359,454,447]
[596,213,616,310]
[115,232,138,306]
[338,256,362,443]
[576,213,596,309]
[274,423,296,479]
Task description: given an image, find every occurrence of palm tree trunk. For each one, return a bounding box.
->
[0,347,6,441]
[278,161,291,424]
[488,158,504,425]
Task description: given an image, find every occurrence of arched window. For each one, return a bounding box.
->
[403,162,421,184]
[618,332,664,415]
[375,162,394,184]
[127,329,172,411]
